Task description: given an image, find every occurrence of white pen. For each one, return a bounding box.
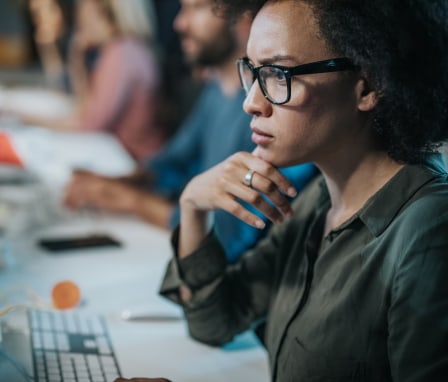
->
[121,309,183,322]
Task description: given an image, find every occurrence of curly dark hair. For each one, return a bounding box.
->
[214,0,448,163]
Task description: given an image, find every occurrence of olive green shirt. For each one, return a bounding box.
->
[160,153,448,382]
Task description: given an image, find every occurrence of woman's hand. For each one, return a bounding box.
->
[180,151,297,229]
[178,151,297,259]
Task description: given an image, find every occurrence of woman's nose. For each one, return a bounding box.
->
[243,80,273,117]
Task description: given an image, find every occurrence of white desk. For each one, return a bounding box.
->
[0,124,137,242]
[0,116,270,381]
[0,86,74,119]
[0,210,270,382]
[0,125,137,191]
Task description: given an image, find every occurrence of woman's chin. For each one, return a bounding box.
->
[253,146,299,168]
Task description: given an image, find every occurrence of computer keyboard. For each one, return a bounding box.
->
[28,308,121,382]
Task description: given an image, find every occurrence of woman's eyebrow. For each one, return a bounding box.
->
[256,54,301,65]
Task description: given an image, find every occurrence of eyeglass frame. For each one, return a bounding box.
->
[237,57,359,105]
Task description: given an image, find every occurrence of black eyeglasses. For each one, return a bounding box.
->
[237,57,358,105]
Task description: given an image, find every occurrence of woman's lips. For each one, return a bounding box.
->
[251,127,274,145]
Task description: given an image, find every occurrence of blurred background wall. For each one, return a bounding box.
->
[0,0,32,66]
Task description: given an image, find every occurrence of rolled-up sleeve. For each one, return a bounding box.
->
[159,220,287,346]
[159,227,227,305]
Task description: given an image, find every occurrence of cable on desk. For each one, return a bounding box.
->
[0,286,53,318]
[0,302,49,318]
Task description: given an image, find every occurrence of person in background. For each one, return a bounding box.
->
[152,0,204,136]
[28,0,75,91]
[119,0,448,380]
[63,0,318,264]
[15,0,167,161]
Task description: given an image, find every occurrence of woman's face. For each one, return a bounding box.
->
[30,0,65,44]
[76,0,112,46]
[174,0,236,66]
[244,0,363,168]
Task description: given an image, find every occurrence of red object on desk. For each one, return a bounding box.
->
[0,132,23,167]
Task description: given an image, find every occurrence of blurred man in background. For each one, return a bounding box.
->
[63,0,317,263]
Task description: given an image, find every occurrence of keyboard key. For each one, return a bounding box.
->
[33,332,42,349]
[62,371,76,379]
[56,333,70,351]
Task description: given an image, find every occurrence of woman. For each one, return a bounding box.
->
[28,0,74,90]
[117,0,448,381]
[22,0,166,160]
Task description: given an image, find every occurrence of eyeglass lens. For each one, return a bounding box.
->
[238,60,289,104]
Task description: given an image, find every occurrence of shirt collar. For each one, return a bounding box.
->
[358,153,447,237]
[316,153,447,238]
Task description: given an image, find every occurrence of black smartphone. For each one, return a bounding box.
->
[38,234,122,252]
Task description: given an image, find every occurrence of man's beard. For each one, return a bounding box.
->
[185,28,237,67]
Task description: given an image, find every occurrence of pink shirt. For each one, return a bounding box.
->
[79,38,166,161]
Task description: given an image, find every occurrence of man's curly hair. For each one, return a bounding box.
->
[214,0,448,163]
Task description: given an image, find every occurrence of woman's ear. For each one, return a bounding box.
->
[355,78,378,112]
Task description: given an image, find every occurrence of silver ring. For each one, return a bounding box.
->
[244,169,256,187]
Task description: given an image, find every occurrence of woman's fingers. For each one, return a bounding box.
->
[203,154,296,227]
[242,170,294,219]
[219,197,267,229]
[229,153,297,220]
[183,152,298,226]
[244,153,297,197]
